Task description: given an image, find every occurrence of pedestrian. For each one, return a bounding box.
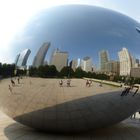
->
[17,77,20,84]
[59,80,63,87]
[121,86,131,96]
[11,79,15,86]
[67,79,71,87]
[86,80,89,87]
[89,80,92,87]
[132,85,139,97]
[8,85,13,94]
[99,81,102,87]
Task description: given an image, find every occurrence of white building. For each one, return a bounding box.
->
[118,48,132,76]
[33,42,50,68]
[16,49,31,69]
[50,49,68,71]
[81,56,92,72]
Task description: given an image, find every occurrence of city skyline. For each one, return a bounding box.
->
[14,39,140,76]
[4,5,140,70]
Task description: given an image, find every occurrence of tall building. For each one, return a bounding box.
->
[16,49,31,69]
[33,42,50,68]
[70,59,79,71]
[118,48,132,76]
[15,54,20,66]
[50,49,68,71]
[131,67,140,78]
[81,56,92,72]
[105,60,120,75]
[135,59,140,67]
[99,50,109,72]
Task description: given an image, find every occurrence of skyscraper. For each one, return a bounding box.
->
[33,42,50,67]
[50,49,68,71]
[16,49,31,68]
[118,48,132,76]
[81,56,92,72]
[105,60,120,75]
[70,59,79,71]
[99,50,109,72]
[15,54,20,66]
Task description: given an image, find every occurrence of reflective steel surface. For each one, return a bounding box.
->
[1,5,140,132]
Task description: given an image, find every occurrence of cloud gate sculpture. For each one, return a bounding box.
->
[1,5,140,132]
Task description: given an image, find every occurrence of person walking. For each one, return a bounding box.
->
[86,80,89,87]
[132,85,139,97]
[17,77,20,84]
[67,79,71,87]
[8,85,13,94]
[59,80,63,87]
[11,79,15,87]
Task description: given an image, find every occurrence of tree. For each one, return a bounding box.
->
[74,67,85,78]
[47,65,58,77]
[59,66,74,78]
[29,66,38,77]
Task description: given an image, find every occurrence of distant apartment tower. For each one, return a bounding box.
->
[131,58,140,68]
[131,67,140,78]
[50,49,68,71]
[118,48,132,76]
[105,61,120,75]
[99,50,109,72]
[70,59,79,71]
[15,54,20,66]
[81,56,92,72]
[16,49,31,69]
[33,42,50,67]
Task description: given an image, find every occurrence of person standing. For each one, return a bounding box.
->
[17,77,20,84]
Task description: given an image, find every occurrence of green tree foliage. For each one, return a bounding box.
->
[29,65,58,78]
[0,63,15,77]
[74,67,85,78]
[29,66,38,77]
[59,66,74,78]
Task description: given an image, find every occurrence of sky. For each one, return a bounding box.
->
[0,0,140,64]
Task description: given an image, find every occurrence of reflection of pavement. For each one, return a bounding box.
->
[0,78,120,118]
[0,78,140,133]
[1,111,140,140]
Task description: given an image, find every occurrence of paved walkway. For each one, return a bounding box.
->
[0,111,140,140]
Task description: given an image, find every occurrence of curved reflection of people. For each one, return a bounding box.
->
[89,80,92,87]
[11,79,15,87]
[86,80,89,87]
[132,85,139,97]
[8,85,13,94]
[99,81,102,87]
[67,79,71,87]
[17,77,20,84]
[59,80,63,87]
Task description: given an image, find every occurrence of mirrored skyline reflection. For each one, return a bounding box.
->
[9,5,140,68]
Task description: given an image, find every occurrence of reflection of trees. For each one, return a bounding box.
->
[29,65,58,78]
[59,66,74,78]
[0,63,15,77]
[0,63,137,84]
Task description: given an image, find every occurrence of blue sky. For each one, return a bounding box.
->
[0,0,140,65]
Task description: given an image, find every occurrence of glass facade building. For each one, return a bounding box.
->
[16,49,31,68]
[33,42,50,67]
